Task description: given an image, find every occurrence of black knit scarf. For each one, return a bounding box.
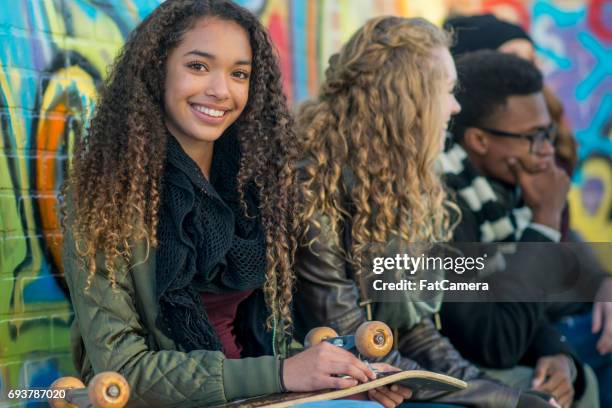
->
[155,129,267,352]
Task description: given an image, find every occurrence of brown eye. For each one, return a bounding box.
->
[187,61,207,72]
[233,70,250,80]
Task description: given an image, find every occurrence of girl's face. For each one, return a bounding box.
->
[164,17,252,149]
[437,47,461,135]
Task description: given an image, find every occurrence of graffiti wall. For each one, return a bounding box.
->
[0,0,609,405]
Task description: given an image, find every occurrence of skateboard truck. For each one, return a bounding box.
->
[48,371,130,408]
[304,321,393,362]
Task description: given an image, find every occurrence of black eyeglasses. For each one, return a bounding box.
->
[477,123,557,154]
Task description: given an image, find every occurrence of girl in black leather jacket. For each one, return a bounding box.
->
[293,15,554,408]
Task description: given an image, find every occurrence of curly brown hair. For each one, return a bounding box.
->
[62,0,299,333]
[297,16,457,269]
[543,86,577,173]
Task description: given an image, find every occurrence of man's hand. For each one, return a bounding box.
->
[366,363,412,408]
[507,158,569,230]
[593,277,612,354]
[531,354,575,408]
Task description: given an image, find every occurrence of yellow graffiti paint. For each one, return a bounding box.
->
[569,156,612,272]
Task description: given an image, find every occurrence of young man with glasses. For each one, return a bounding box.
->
[438,50,605,408]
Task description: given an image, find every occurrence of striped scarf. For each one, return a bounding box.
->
[438,142,532,242]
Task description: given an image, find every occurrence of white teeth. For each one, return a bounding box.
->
[193,105,225,117]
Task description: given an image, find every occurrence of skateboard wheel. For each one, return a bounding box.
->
[87,371,130,408]
[48,376,85,408]
[355,321,393,359]
[304,326,339,347]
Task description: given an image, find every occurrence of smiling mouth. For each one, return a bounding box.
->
[190,104,228,118]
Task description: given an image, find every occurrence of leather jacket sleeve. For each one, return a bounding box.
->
[293,218,366,340]
[293,215,523,407]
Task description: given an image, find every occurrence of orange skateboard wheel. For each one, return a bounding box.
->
[48,376,85,408]
[87,372,130,408]
[355,321,393,359]
[304,326,339,347]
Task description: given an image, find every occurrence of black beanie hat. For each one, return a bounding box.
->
[444,14,533,57]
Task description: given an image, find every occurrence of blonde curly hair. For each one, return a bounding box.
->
[297,16,457,268]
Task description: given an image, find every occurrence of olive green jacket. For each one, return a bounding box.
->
[63,228,284,407]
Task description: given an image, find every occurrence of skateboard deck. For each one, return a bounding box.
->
[222,370,468,408]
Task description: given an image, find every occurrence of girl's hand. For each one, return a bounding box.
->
[367,363,412,408]
[283,342,376,391]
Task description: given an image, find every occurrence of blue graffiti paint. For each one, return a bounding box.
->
[233,0,266,14]
[576,94,612,160]
[535,45,572,69]
[575,32,611,100]
[22,267,68,304]
[533,1,584,27]
[532,2,581,69]
[291,0,309,103]
[24,357,61,408]
[0,0,30,31]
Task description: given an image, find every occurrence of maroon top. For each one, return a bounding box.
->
[200,289,254,359]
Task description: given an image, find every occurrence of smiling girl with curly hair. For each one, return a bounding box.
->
[61,1,379,406]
